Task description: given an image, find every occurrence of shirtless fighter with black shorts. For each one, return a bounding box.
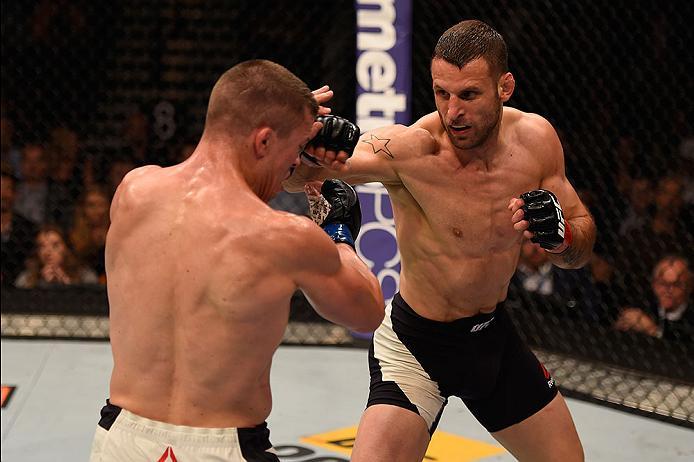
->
[286,20,596,462]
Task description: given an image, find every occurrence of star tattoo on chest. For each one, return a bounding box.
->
[362,134,394,158]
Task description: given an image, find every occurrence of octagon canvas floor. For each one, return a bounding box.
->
[2,340,693,461]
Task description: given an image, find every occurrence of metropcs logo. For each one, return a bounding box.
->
[356,0,407,131]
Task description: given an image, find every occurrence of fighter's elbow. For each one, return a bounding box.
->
[359,294,386,332]
[351,307,385,333]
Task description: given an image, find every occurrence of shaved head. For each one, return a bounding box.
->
[205,60,318,139]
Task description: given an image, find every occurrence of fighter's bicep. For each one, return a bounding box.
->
[346,124,429,185]
[342,132,400,184]
[535,119,588,219]
[540,170,589,221]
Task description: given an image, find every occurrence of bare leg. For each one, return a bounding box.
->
[351,404,431,462]
[491,392,583,462]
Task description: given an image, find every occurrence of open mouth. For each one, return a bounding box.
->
[450,124,472,134]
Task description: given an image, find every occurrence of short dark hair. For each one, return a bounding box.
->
[205,59,318,139]
[433,20,508,77]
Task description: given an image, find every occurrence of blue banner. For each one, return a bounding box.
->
[354,0,412,306]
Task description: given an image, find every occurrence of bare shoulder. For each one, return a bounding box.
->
[111,165,163,217]
[359,116,437,159]
[262,210,341,275]
[508,108,560,146]
[507,107,563,165]
[116,165,163,197]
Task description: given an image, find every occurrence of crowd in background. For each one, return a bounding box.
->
[2,100,692,344]
[1,0,692,346]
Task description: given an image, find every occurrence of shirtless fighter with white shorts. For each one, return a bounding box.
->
[89,60,384,462]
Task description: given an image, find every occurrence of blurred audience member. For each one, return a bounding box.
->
[1,110,22,178]
[14,143,72,228]
[618,176,653,236]
[516,240,554,296]
[512,240,607,320]
[105,153,136,198]
[651,176,685,238]
[122,106,151,165]
[614,135,640,199]
[15,224,98,288]
[615,175,693,305]
[70,186,110,281]
[614,255,693,341]
[679,138,694,205]
[47,126,84,198]
[1,164,37,285]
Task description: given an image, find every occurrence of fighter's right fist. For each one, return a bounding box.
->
[301,116,360,167]
[315,179,362,249]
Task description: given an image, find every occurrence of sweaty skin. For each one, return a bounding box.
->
[286,58,594,322]
[106,111,383,429]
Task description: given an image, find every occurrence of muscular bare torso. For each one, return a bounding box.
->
[107,161,301,428]
[382,109,545,319]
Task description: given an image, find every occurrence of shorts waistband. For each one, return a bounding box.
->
[391,292,503,332]
[99,401,270,446]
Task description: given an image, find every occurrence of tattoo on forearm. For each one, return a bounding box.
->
[560,245,583,267]
[362,134,394,158]
[554,216,595,268]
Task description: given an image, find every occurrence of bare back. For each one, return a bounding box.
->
[107,163,308,427]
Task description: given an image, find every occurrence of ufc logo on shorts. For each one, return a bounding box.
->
[470,317,494,333]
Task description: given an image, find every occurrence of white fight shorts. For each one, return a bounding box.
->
[90,401,279,461]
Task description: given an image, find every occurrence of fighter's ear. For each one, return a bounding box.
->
[498,72,515,102]
[253,127,274,159]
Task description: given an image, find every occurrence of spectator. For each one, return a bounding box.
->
[615,175,693,305]
[651,176,686,239]
[15,224,98,288]
[512,240,609,321]
[14,143,73,228]
[1,164,37,285]
[0,109,22,178]
[105,153,136,199]
[122,106,151,165]
[614,255,693,341]
[69,186,110,281]
[46,126,84,199]
[618,176,653,236]
[678,134,694,207]
[515,240,554,296]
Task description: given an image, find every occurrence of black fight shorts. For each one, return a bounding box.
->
[367,293,557,433]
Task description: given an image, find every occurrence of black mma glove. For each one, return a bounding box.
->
[520,189,573,253]
[309,179,362,249]
[301,115,360,167]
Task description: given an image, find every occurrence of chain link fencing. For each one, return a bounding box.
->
[2,0,692,427]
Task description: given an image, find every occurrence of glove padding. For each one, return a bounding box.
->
[301,115,360,166]
[315,179,362,249]
[520,189,572,252]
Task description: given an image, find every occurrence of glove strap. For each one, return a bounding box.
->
[546,220,574,254]
[323,223,355,249]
